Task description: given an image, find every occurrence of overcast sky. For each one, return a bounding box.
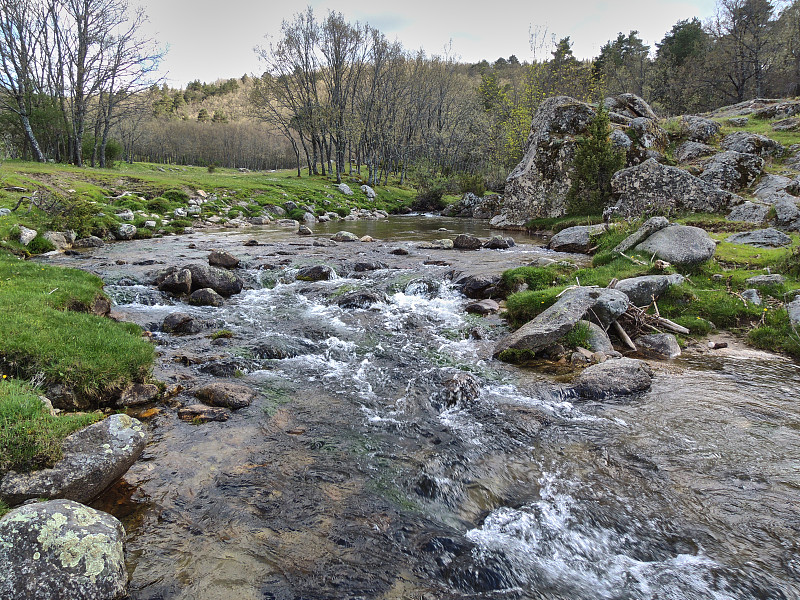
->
[134,0,719,87]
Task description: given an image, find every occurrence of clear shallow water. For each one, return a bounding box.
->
[80,226,800,599]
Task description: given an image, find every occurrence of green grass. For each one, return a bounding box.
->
[716,115,800,150]
[748,309,800,359]
[0,251,154,403]
[0,377,101,477]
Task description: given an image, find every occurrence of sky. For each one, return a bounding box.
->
[134,0,719,87]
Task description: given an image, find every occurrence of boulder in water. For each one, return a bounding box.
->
[194,382,255,410]
[183,263,244,296]
[296,264,336,281]
[208,249,240,269]
[572,357,653,398]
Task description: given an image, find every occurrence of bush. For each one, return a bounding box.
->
[335,207,350,218]
[287,208,306,221]
[146,196,176,213]
[26,235,55,254]
[457,173,486,197]
[162,189,189,204]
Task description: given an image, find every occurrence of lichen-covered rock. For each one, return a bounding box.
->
[674,141,717,163]
[73,236,104,248]
[116,224,136,240]
[208,249,240,269]
[635,333,681,359]
[572,357,653,398]
[0,415,146,505]
[726,228,792,248]
[773,197,800,228]
[699,151,764,191]
[753,174,794,200]
[614,274,685,307]
[721,131,784,157]
[753,100,800,119]
[634,225,716,266]
[612,159,741,217]
[548,224,605,253]
[194,382,255,410]
[680,115,721,142]
[183,263,244,296]
[18,226,38,246]
[610,129,632,151]
[0,499,127,600]
[727,201,771,224]
[43,231,70,250]
[788,297,800,326]
[581,320,613,353]
[772,117,800,131]
[360,184,376,199]
[606,93,658,120]
[613,216,670,254]
[296,264,336,281]
[417,239,454,250]
[746,274,785,287]
[117,383,159,407]
[742,289,762,305]
[628,117,668,150]
[331,231,359,242]
[336,183,354,196]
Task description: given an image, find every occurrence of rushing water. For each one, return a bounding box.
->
[57,218,800,599]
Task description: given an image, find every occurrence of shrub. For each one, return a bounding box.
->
[457,173,486,197]
[146,196,175,213]
[162,189,189,204]
[26,235,55,254]
[287,208,306,221]
[335,207,349,218]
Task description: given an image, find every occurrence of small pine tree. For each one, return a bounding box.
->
[565,104,625,216]
[197,108,210,123]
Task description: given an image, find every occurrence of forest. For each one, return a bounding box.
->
[2,0,800,191]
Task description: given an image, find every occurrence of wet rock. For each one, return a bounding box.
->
[634,225,716,266]
[453,234,483,250]
[466,299,500,315]
[158,268,192,295]
[178,404,230,423]
[297,225,313,236]
[116,224,136,240]
[635,333,681,359]
[548,224,605,253]
[483,236,515,250]
[0,414,147,505]
[680,115,721,142]
[331,231,359,242]
[742,289,762,305]
[208,249,240,269]
[184,263,244,296]
[336,290,387,309]
[788,297,800,326]
[73,236,104,248]
[248,337,316,359]
[456,274,500,300]
[674,141,717,163]
[390,247,409,255]
[726,228,792,248]
[721,131,784,157]
[614,274,685,307]
[194,382,255,410]
[199,360,239,377]
[353,261,387,272]
[418,239,454,250]
[249,217,271,226]
[581,320,613,353]
[404,278,442,298]
[746,274,785,287]
[727,201,771,224]
[161,312,206,334]
[243,239,260,246]
[435,370,481,409]
[296,264,336,281]
[0,499,127,600]
[188,288,225,307]
[611,159,741,217]
[613,216,670,254]
[699,151,764,191]
[572,357,653,398]
[117,383,159,407]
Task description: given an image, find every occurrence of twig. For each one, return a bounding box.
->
[618,252,648,266]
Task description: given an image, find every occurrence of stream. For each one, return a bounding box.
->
[41,216,800,599]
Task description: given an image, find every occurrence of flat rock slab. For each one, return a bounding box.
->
[571,357,654,398]
[726,228,792,248]
[727,201,771,224]
[635,225,716,266]
[194,382,256,409]
[0,414,147,505]
[0,499,127,600]
[178,404,230,423]
[466,299,500,315]
[746,274,786,287]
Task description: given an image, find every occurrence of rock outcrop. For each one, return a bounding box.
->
[699,151,764,191]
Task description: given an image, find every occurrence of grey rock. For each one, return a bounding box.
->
[612,159,741,217]
[263,205,286,217]
[331,231,359,242]
[0,499,127,600]
[608,93,659,119]
[548,224,605,253]
[613,216,671,254]
[301,212,316,226]
[194,382,255,410]
[721,131,784,157]
[483,236,515,249]
[352,261,387,272]
[247,337,316,360]
[208,249,240,269]
[183,263,244,296]
[0,208,11,216]
[588,288,630,327]
[116,223,136,240]
[296,264,336,281]
[115,209,134,222]
[466,299,500,315]
[360,184,376,199]
[788,297,800,326]
[336,290,387,309]
[43,231,70,250]
[0,415,146,505]
[404,278,442,298]
[726,228,792,248]
[178,404,230,423]
[581,320,614,353]
[297,225,313,236]
[635,333,681,359]
[73,236,104,248]
[754,174,793,200]
[614,274,685,307]
[680,115,721,142]
[699,151,764,191]
[188,288,224,307]
[727,117,749,127]
[674,141,717,163]
[572,357,654,398]
[143,220,157,228]
[453,234,483,250]
[417,239,454,250]
[336,183,354,196]
[753,100,800,119]
[158,268,192,295]
[456,274,500,300]
[742,289,762,305]
[173,207,187,218]
[629,116,668,150]
[746,274,785,287]
[773,197,800,227]
[634,225,716,266]
[161,312,206,334]
[727,201,771,223]
[18,226,37,246]
[772,117,800,131]
[610,129,632,151]
[117,383,159,407]
[249,216,271,225]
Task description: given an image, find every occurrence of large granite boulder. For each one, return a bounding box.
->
[773,197,800,229]
[699,151,764,191]
[0,415,146,505]
[161,311,206,335]
[183,263,244,296]
[571,357,653,398]
[721,132,784,157]
[490,96,596,228]
[157,268,192,295]
[0,500,127,600]
[675,141,717,163]
[614,274,685,307]
[494,287,628,357]
[634,225,716,266]
[629,117,668,151]
[606,93,658,120]
[753,174,794,201]
[680,115,721,143]
[612,159,741,217]
[548,224,606,253]
[727,201,771,224]
[453,234,483,250]
[726,228,792,248]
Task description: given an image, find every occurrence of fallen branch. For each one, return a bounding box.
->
[612,320,637,351]
[618,252,648,266]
